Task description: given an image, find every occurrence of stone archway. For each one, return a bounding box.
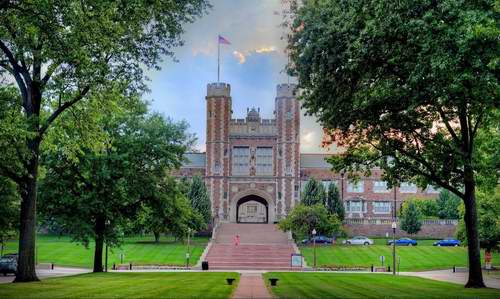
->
[236,195,268,223]
[229,189,275,223]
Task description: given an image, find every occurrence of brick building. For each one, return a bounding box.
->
[177,82,443,226]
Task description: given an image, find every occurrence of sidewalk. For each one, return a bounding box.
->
[0,266,90,284]
[232,272,272,299]
[400,270,500,289]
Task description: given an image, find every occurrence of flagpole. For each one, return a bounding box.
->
[217,36,220,82]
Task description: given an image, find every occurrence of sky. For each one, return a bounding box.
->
[144,0,333,153]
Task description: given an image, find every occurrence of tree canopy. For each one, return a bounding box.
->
[286,0,498,287]
[326,183,344,220]
[301,178,326,206]
[0,0,209,282]
[400,200,423,235]
[187,175,212,226]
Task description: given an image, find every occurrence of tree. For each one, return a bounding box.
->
[457,187,500,252]
[138,177,205,243]
[0,176,19,256]
[279,204,343,240]
[400,201,422,235]
[412,198,439,219]
[187,176,212,226]
[287,0,498,287]
[436,190,461,219]
[301,178,326,206]
[326,183,344,220]
[39,101,192,272]
[0,1,209,282]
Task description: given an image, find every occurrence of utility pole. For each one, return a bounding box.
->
[312,228,317,270]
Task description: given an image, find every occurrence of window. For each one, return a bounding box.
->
[286,111,292,120]
[347,181,364,193]
[373,181,390,193]
[256,147,273,175]
[322,180,335,190]
[400,182,417,193]
[373,201,391,214]
[247,205,257,214]
[345,201,362,212]
[232,147,250,175]
[213,161,221,174]
[426,185,440,194]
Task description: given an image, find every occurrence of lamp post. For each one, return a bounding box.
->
[392,182,397,275]
[312,228,317,270]
[105,220,110,272]
[186,228,192,269]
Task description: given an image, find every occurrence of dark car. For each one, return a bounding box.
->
[0,254,18,276]
[302,236,333,245]
[387,238,417,246]
[433,239,460,247]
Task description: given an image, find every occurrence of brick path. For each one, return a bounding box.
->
[232,273,272,299]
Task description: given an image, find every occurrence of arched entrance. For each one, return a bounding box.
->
[236,195,268,223]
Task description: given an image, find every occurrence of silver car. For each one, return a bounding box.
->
[343,236,374,245]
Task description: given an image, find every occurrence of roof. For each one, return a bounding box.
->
[300,154,332,169]
[182,153,206,168]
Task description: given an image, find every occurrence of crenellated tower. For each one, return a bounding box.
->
[274,83,300,219]
[206,83,232,221]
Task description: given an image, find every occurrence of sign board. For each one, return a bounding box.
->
[291,253,303,267]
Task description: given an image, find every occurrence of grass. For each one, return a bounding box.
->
[0,272,239,299]
[3,235,208,268]
[263,272,500,299]
[300,240,500,271]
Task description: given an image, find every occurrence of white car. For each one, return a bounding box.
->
[343,236,374,245]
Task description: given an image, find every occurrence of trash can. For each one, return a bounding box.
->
[202,261,209,270]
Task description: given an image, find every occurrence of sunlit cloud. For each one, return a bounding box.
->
[233,50,246,64]
[255,46,277,54]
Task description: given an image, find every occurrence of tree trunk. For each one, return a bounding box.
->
[14,140,40,282]
[154,231,160,243]
[463,178,486,288]
[93,218,105,273]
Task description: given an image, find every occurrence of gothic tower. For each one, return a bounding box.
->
[275,83,300,219]
[206,83,231,221]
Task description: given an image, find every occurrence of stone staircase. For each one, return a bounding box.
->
[205,223,299,270]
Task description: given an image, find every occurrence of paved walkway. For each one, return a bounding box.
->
[0,266,90,284]
[400,270,500,289]
[232,273,272,299]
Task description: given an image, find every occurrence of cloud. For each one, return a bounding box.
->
[233,51,246,64]
[255,46,277,54]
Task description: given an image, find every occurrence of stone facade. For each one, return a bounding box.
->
[174,82,454,236]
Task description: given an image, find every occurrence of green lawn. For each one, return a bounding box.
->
[3,235,208,268]
[0,272,239,299]
[263,272,500,299]
[300,241,500,271]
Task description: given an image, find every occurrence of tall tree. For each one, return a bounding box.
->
[287,0,498,287]
[400,201,423,235]
[326,183,344,220]
[436,190,461,219]
[39,100,192,272]
[301,178,326,206]
[0,0,208,281]
[187,176,212,226]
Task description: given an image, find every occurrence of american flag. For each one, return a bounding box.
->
[218,35,231,45]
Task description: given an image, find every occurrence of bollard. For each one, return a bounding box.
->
[387,266,390,272]
[453,266,456,273]
[51,263,54,270]
[129,263,132,270]
[371,264,374,272]
[269,278,279,286]
[112,263,116,270]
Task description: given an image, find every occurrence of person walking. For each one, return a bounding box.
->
[234,234,240,246]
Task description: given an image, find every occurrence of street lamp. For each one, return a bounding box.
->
[105,220,110,272]
[312,228,317,270]
[392,221,397,275]
[186,228,192,269]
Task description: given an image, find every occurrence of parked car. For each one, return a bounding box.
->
[302,235,333,245]
[343,236,374,245]
[0,254,18,276]
[387,238,417,246]
[433,239,460,247]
